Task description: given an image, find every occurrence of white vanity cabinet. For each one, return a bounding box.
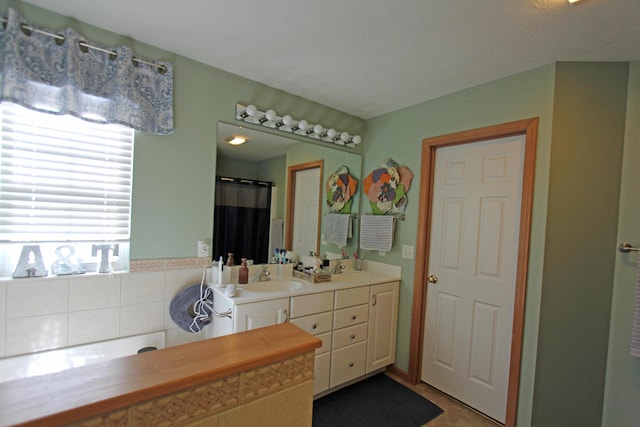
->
[366,281,400,373]
[289,292,334,395]
[234,298,290,332]
[209,295,289,337]
[330,286,370,387]
[208,278,400,397]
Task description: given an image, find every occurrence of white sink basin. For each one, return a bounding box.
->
[242,280,308,293]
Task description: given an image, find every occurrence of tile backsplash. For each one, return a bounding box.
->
[0,257,211,358]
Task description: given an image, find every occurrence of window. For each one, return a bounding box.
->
[0,102,134,276]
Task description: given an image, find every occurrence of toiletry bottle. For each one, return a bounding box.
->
[217,256,224,286]
[239,258,249,284]
[227,252,235,266]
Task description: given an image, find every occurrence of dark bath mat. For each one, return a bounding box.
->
[313,373,443,427]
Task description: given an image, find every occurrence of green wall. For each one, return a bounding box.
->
[364,62,632,426]
[0,1,366,260]
[602,60,640,427]
[532,62,628,427]
[365,64,556,426]
[216,155,260,179]
[5,2,640,425]
[258,155,287,219]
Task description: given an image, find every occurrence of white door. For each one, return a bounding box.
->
[292,167,321,256]
[421,135,525,423]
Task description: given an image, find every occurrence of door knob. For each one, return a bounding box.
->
[427,274,438,284]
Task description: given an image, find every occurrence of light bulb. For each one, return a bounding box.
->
[340,132,350,142]
[265,109,277,122]
[282,115,293,126]
[313,124,324,135]
[297,120,309,132]
[352,135,362,145]
[245,104,257,117]
[326,128,337,139]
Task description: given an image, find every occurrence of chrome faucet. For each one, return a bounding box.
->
[253,265,271,282]
[331,260,345,274]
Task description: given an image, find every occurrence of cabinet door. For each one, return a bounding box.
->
[330,341,367,387]
[314,352,331,395]
[366,281,399,373]
[234,298,290,332]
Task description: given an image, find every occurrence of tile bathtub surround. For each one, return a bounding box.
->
[6,278,68,318]
[68,307,120,346]
[6,313,68,355]
[69,275,121,311]
[0,257,215,359]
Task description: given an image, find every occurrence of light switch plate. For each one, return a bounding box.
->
[402,244,414,259]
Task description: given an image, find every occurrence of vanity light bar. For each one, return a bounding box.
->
[235,104,362,148]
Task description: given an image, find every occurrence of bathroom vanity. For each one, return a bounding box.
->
[208,260,401,396]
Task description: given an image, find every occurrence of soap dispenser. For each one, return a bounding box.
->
[239,258,249,284]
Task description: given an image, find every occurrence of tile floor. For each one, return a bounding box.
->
[385,372,502,427]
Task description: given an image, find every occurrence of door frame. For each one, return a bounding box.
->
[408,118,538,427]
[285,160,324,256]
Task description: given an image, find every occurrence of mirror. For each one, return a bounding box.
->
[215,122,362,264]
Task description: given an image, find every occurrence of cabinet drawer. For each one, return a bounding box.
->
[334,286,369,309]
[290,311,333,335]
[330,341,367,388]
[333,304,369,329]
[314,352,331,395]
[316,331,332,354]
[291,291,334,318]
[332,323,367,349]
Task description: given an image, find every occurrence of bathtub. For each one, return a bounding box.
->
[0,331,165,384]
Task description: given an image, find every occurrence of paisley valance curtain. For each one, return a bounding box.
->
[0,8,173,135]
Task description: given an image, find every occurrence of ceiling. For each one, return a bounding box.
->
[217,122,297,162]
[21,0,640,119]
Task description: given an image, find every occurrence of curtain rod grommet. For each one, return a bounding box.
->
[19,23,31,36]
[78,40,89,53]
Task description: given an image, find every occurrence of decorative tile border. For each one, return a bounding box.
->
[70,408,129,427]
[130,257,211,273]
[243,352,315,402]
[165,257,211,271]
[131,375,241,426]
[70,351,315,426]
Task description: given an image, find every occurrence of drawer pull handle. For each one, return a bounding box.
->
[349,362,354,367]
[350,334,356,340]
[351,315,357,320]
[312,323,317,330]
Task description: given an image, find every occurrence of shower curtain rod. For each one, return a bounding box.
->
[217,176,274,187]
[0,17,168,73]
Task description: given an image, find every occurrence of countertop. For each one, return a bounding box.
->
[0,323,321,427]
[213,260,402,303]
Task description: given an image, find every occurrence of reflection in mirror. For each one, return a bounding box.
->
[286,159,323,258]
[215,122,362,265]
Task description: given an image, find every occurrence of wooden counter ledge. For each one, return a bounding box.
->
[0,322,321,427]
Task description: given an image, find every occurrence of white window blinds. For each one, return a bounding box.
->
[0,102,134,242]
